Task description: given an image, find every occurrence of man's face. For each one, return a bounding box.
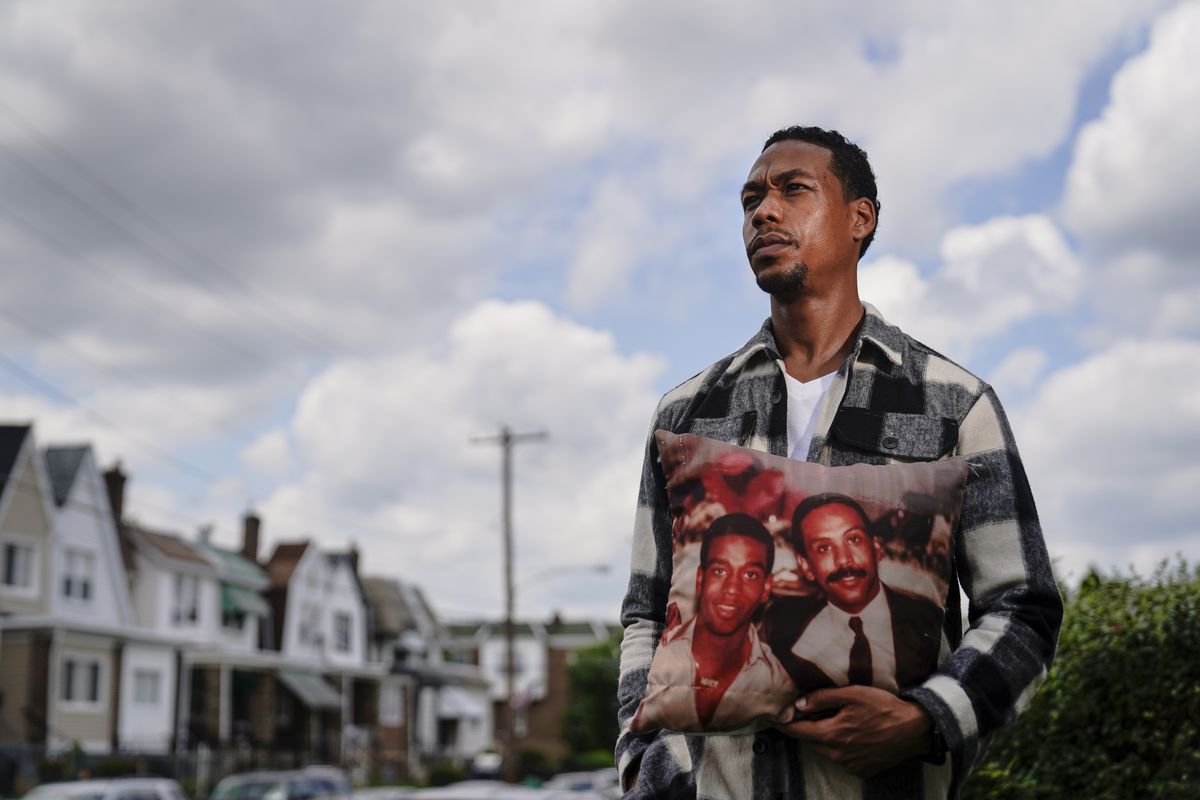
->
[740,140,866,301]
[695,533,771,637]
[797,503,882,614]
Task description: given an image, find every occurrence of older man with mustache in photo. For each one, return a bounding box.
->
[764,494,942,696]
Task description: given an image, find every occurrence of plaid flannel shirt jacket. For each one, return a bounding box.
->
[616,304,1062,800]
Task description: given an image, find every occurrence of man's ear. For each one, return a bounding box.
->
[798,556,816,584]
[695,566,705,606]
[762,572,774,603]
[850,196,877,245]
[873,537,884,562]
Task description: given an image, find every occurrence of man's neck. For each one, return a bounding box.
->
[770,290,864,383]
[691,622,752,679]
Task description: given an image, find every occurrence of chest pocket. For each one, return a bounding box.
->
[830,408,958,460]
[679,410,758,448]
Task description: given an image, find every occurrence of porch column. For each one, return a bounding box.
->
[218,663,231,745]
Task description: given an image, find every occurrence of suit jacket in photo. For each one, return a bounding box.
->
[763,584,943,693]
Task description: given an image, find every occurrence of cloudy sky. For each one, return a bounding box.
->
[2,0,1197,621]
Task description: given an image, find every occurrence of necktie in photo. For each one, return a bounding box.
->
[848,616,873,686]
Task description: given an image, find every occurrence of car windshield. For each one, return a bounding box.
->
[211,781,288,800]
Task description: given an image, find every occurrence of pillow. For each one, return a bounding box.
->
[629,430,969,735]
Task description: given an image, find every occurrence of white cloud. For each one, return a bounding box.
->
[859,215,1082,357]
[241,429,293,478]
[989,347,1050,397]
[1013,339,1200,582]
[256,300,664,618]
[1063,0,1200,256]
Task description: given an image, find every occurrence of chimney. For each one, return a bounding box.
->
[242,511,261,564]
[103,462,127,528]
[348,543,361,575]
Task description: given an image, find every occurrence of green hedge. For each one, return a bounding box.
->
[963,560,1200,800]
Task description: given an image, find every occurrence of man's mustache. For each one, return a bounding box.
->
[826,566,869,583]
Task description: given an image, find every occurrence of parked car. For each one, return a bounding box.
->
[209,767,352,800]
[541,769,618,796]
[25,778,186,800]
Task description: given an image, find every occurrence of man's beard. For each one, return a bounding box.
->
[755,261,808,302]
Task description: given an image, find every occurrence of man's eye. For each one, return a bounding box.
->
[743,570,762,582]
[785,182,809,193]
[711,566,727,576]
[741,195,759,211]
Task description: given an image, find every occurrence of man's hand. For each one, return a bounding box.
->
[772,686,933,778]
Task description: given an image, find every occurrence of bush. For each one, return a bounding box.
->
[426,761,466,787]
[963,560,1200,800]
[516,747,557,781]
[561,749,615,771]
[93,757,140,778]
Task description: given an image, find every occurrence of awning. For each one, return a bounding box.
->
[437,685,486,719]
[221,583,271,617]
[277,669,341,710]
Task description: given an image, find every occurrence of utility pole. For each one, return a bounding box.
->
[472,424,547,783]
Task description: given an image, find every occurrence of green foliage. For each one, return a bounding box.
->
[516,746,557,780]
[963,560,1200,800]
[562,631,621,756]
[561,749,616,771]
[427,761,467,787]
[93,757,139,778]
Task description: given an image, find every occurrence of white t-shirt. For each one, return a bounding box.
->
[783,367,836,461]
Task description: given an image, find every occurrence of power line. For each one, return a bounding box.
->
[0,352,218,483]
[0,309,259,444]
[0,194,277,371]
[0,99,344,359]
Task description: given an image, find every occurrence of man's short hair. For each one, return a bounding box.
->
[789,493,873,556]
[761,126,881,257]
[700,513,775,575]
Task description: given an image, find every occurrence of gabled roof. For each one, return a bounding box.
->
[44,446,89,507]
[361,577,415,638]
[266,541,310,588]
[0,424,32,500]
[128,523,214,568]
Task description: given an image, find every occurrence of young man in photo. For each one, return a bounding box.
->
[631,513,793,733]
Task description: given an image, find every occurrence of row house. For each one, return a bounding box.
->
[0,421,498,788]
[361,577,490,781]
[0,426,177,757]
[442,616,618,762]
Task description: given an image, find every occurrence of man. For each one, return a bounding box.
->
[616,126,1062,799]
[764,494,942,695]
[631,513,793,733]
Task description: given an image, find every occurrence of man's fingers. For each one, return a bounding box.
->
[797,687,852,713]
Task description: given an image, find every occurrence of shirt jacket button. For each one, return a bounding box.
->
[882,435,899,449]
[752,737,769,755]
[771,390,783,405]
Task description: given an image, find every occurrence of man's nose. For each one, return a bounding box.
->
[752,191,781,227]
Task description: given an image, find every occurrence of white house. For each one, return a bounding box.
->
[267,541,368,670]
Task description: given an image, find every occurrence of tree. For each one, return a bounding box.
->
[562,630,622,763]
[963,560,1200,800]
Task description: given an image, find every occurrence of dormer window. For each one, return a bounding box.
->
[334,612,352,652]
[173,573,200,624]
[62,548,95,602]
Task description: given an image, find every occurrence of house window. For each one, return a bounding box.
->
[60,657,102,705]
[299,603,320,644]
[2,540,35,591]
[133,669,161,704]
[173,573,199,624]
[333,612,352,652]
[62,549,95,601]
